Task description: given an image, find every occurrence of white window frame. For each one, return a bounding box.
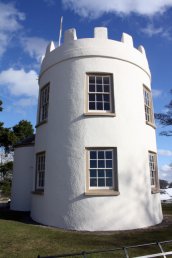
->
[85,147,119,196]
[143,85,154,125]
[36,152,46,191]
[86,74,114,115]
[39,84,50,122]
[148,151,159,192]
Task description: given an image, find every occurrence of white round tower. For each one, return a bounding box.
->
[31,27,162,231]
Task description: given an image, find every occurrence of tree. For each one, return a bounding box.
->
[155,90,172,136]
[159,179,169,189]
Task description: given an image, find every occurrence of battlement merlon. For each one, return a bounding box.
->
[40,27,150,79]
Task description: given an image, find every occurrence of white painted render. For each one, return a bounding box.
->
[12,27,163,230]
[11,145,34,211]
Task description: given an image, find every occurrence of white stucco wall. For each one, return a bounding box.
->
[31,28,162,231]
[11,145,34,211]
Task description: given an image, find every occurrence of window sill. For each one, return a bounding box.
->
[84,112,116,117]
[151,188,160,194]
[35,120,47,128]
[32,190,44,195]
[146,121,156,129]
[85,190,120,196]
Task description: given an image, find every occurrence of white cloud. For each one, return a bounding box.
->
[62,0,172,19]
[15,97,37,107]
[0,2,25,57]
[152,89,162,97]
[21,37,48,62]
[159,164,172,182]
[43,0,56,6]
[141,23,172,39]
[0,68,38,97]
[158,149,172,157]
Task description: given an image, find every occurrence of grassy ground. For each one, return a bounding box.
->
[0,204,172,258]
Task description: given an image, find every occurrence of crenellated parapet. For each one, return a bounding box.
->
[40,27,150,79]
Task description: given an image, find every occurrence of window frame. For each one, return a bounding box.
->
[39,83,50,123]
[35,151,46,192]
[85,73,115,116]
[148,151,159,193]
[85,147,119,196]
[143,85,155,127]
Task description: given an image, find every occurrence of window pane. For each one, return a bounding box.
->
[104,103,110,110]
[106,169,112,177]
[96,94,103,101]
[90,151,97,159]
[89,94,95,101]
[106,151,112,159]
[106,178,112,187]
[98,160,105,168]
[98,169,104,177]
[97,102,103,110]
[96,77,102,84]
[90,178,97,187]
[89,84,95,92]
[98,151,104,159]
[90,160,97,168]
[106,160,112,168]
[103,94,110,101]
[89,102,95,110]
[103,77,110,84]
[97,85,103,92]
[104,85,109,92]
[90,169,97,177]
[98,178,105,187]
[89,76,95,83]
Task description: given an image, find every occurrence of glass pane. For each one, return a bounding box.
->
[103,94,110,101]
[106,169,112,177]
[96,94,103,101]
[98,178,105,187]
[96,77,102,84]
[89,94,95,101]
[103,77,110,84]
[89,102,95,110]
[97,102,103,110]
[104,102,110,110]
[106,178,112,187]
[90,160,97,168]
[98,169,105,177]
[90,178,97,187]
[104,85,109,92]
[98,160,105,168]
[97,84,103,92]
[89,84,95,92]
[90,151,97,159]
[106,160,112,168]
[90,169,97,177]
[106,151,112,159]
[98,151,104,159]
[89,76,95,83]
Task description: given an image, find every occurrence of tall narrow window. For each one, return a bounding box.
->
[39,84,49,122]
[87,74,114,114]
[86,148,119,195]
[143,86,154,125]
[36,152,46,191]
[149,151,159,192]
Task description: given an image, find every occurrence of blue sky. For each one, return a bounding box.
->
[0,0,172,181]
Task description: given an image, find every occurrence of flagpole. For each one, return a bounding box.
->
[58,16,63,46]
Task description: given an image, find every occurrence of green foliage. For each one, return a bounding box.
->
[0,100,2,112]
[0,120,34,153]
[159,179,169,189]
[0,178,11,197]
[0,161,13,177]
[155,89,172,136]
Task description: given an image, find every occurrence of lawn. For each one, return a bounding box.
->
[0,204,172,258]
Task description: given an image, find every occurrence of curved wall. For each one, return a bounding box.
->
[31,28,162,230]
[11,145,34,211]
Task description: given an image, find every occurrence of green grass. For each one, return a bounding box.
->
[0,204,172,258]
